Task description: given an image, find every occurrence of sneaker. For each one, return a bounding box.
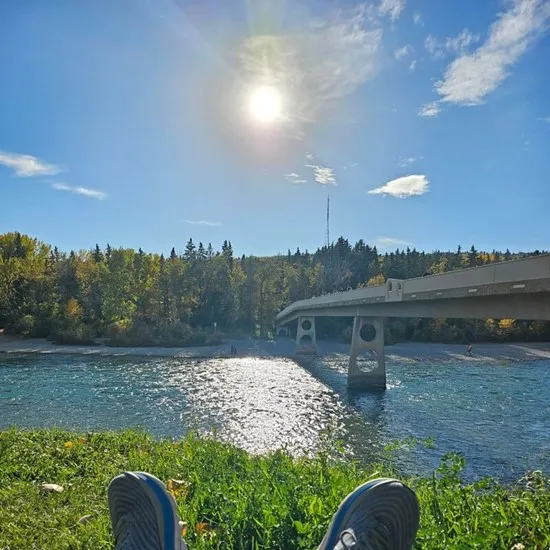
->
[108,471,187,550]
[318,478,419,550]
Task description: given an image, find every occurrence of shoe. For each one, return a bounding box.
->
[318,478,419,550]
[108,471,187,550]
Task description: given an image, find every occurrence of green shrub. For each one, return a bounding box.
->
[204,331,223,346]
[105,320,223,347]
[30,315,58,338]
[9,314,36,337]
[50,324,96,345]
[160,320,195,346]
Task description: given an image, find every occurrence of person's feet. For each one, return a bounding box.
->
[318,478,419,550]
[108,471,187,550]
[108,473,417,550]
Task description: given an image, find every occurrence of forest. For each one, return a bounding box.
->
[1,231,549,346]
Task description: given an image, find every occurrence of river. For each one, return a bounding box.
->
[1,353,549,481]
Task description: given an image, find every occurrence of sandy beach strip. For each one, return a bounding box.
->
[1,335,550,363]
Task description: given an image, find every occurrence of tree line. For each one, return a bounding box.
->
[0,232,548,346]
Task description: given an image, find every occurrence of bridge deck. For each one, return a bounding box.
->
[276,254,550,324]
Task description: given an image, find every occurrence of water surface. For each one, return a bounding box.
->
[1,354,548,480]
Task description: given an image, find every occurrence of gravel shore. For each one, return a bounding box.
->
[1,335,550,363]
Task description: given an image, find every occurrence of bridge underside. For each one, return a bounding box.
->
[283,292,550,391]
[281,292,550,325]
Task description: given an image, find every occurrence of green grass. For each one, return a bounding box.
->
[0,429,548,549]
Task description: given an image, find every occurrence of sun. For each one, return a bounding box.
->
[248,85,283,123]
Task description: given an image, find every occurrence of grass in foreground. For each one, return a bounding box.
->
[0,429,548,549]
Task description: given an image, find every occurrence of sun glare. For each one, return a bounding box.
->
[248,85,282,123]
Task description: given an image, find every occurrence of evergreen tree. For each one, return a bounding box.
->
[184,239,196,260]
[468,245,478,268]
[197,242,206,259]
[92,244,103,263]
[158,254,169,320]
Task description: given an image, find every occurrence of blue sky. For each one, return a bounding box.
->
[1,0,549,256]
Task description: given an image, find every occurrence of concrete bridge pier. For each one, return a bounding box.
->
[348,317,386,390]
[296,316,317,354]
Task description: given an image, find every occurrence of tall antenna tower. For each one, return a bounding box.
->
[325,194,330,248]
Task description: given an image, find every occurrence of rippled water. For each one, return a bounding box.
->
[1,353,549,480]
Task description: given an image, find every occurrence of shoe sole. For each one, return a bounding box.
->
[318,478,419,550]
[108,471,184,550]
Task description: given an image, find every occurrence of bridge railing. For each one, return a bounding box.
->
[403,254,550,294]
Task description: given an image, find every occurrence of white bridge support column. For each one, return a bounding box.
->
[296,316,317,354]
[348,317,386,390]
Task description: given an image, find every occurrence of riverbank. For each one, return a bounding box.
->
[1,334,550,363]
[1,429,548,549]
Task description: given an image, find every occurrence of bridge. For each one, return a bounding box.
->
[276,254,550,390]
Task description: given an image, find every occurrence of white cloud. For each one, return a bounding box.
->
[425,29,480,60]
[399,156,420,167]
[305,164,337,185]
[379,0,406,21]
[445,29,480,54]
[425,34,444,58]
[413,11,422,24]
[0,150,62,177]
[239,6,382,124]
[418,102,441,117]
[409,59,417,71]
[344,162,359,170]
[436,0,550,106]
[538,115,550,122]
[305,152,314,160]
[368,174,429,198]
[183,220,222,226]
[285,173,308,184]
[394,44,413,60]
[375,236,412,248]
[52,183,106,200]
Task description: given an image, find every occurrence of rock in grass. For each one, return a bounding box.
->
[78,515,93,525]
[40,483,64,493]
